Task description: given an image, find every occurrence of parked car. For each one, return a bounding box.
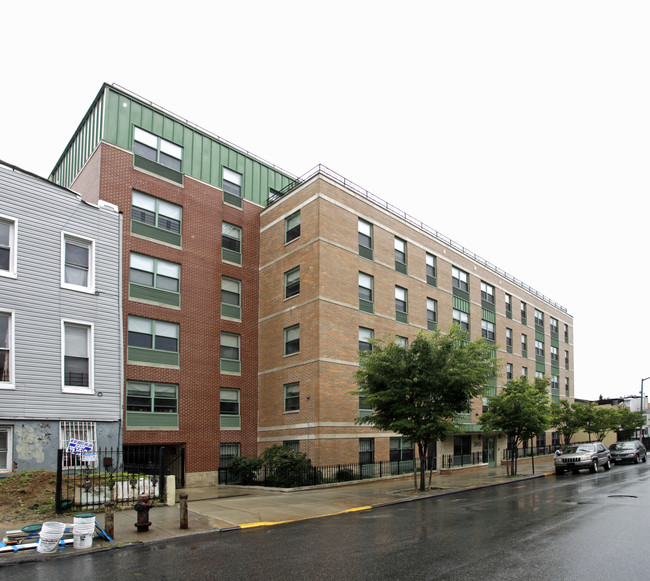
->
[609,440,647,465]
[554,442,611,475]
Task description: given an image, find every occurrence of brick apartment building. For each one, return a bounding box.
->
[259,166,574,467]
[49,84,573,483]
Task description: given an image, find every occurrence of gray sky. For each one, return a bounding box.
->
[2,1,649,401]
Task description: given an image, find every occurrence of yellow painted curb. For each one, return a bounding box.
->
[238,505,373,529]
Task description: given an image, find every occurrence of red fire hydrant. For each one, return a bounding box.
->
[134,496,152,532]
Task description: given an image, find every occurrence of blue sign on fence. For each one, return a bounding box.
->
[68,438,94,456]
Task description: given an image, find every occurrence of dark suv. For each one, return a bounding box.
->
[554,442,611,475]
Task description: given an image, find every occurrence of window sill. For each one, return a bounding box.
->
[61,283,96,294]
[62,386,95,395]
[0,384,16,390]
[283,410,300,414]
[0,271,17,279]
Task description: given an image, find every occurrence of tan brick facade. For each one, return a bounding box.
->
[259,174,574,466]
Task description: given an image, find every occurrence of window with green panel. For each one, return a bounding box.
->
[221,277,241,320]
[129,253,180,307]
[220,332,241,374]
[127,316,179,367]
[131,191,182,246]
[126,382,178,428]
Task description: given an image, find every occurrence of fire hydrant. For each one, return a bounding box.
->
[134,496,152,532]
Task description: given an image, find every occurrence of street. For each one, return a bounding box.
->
[4,463,650,580]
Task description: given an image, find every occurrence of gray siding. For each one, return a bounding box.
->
[0,163,122,422]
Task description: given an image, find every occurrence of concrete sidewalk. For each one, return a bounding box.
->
[0,456,555,565]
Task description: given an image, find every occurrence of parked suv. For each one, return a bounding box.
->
[609,440,647,464]
[554,442,611,475]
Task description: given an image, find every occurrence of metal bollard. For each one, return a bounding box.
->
[179,494,188,529]
[134,496,152,532]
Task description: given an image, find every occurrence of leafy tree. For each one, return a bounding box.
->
[550,400,582,446]
[617,407,646,440]
[592,406,620,442]
[355,326,498,491]
[573,402,598,441]
[479,377,551,475]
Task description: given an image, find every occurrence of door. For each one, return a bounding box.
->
[484,436,497,467]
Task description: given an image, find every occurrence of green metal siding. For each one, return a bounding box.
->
[51,85,294,204]
[126,412,179,429]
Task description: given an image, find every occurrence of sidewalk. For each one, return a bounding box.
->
[0,456,555,565]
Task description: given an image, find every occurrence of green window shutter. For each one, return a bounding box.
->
[222,248,242,265]
[223,191,243,208]
[359,299,374,314]
[134,155,184,184]
[126,412,179,428]
[221,359,241,374]
[359,245,373,260]
[453,296,470,313]
[220,415,241,429]
[131,221,182,247]
[221,303,241,320]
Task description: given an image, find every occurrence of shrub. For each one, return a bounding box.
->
[228,456,263,485]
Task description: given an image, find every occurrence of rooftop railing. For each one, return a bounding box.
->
[269,164,568,314]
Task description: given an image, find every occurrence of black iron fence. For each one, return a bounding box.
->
[218,458,426,487]
[502,445,560,461]
[55,447,173,513]
[440,452,486,469]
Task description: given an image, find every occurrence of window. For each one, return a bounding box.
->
[128,316,179,367]
[452,267,469,293]
[284,325,300,356]
[0,217,16,277]
[358,219,373,259]
[551,375,559,392]
[535,340,545,357]
[550,317,559,335]
[521,333,528,357]
[284,382,300,412]
[481,282,494,304]
[0,426,11,472]
[505,293,512,317]
[220,388,240,428]
[521,302,527,325]
[534,309,544,328]
[359,438,374,464]
[390,438,414,463]
[506,363,513,380]
[564,324,569,343]
[395,336,408,348]
[395,286,408,322]
[426,253,436,286]
[133,127,182,172]
[62,233,94,292]
[453,309,469,332]
[506,328,513,351]
[60,420,97,469]
[359,327,373,352]
[550,345,559,363]
[358,272,374,313]
[481,320,495,341]
[222,222,242,265]
[565,350,570,369]
[220,277,241,320]
[126,382,179,428]
[394,237,407,273]
[283,440,300,452]
[63,321,93,392]
[285,211,301,243]
[285,267,300,299]
[565,377,570,396]
[131,191,182,246]
[427,298,437,330]
[130,253,180,307]
[222,168,243,207]
[522,367,528,377]
[0,312,13,387]
[220,443,240,468]
[359,394,373,417]
[220,333,241,374]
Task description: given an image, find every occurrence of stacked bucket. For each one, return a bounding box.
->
[36,522,66,554]
[35,513,95,553]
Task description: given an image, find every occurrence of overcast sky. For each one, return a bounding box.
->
[2,1,648,401]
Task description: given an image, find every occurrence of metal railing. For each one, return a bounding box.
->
[440,452,487,469]
[219,458,428,487]
[269,164,568,314]
[502,445,560,461]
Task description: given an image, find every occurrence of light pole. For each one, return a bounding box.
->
[641,377,650,439]
[306,395,311,458]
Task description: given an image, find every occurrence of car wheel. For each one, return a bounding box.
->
[634,456,640,464]
[643,455,647,463]
[589,459,598,473]
[603,459,611,471]
[555,467,565,475]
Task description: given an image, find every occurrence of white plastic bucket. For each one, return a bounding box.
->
[37,522,66,554]
[73,514,95,549]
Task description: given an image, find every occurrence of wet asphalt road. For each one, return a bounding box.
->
[5,463,650,581]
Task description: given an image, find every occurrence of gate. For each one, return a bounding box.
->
[55,447,174,513]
